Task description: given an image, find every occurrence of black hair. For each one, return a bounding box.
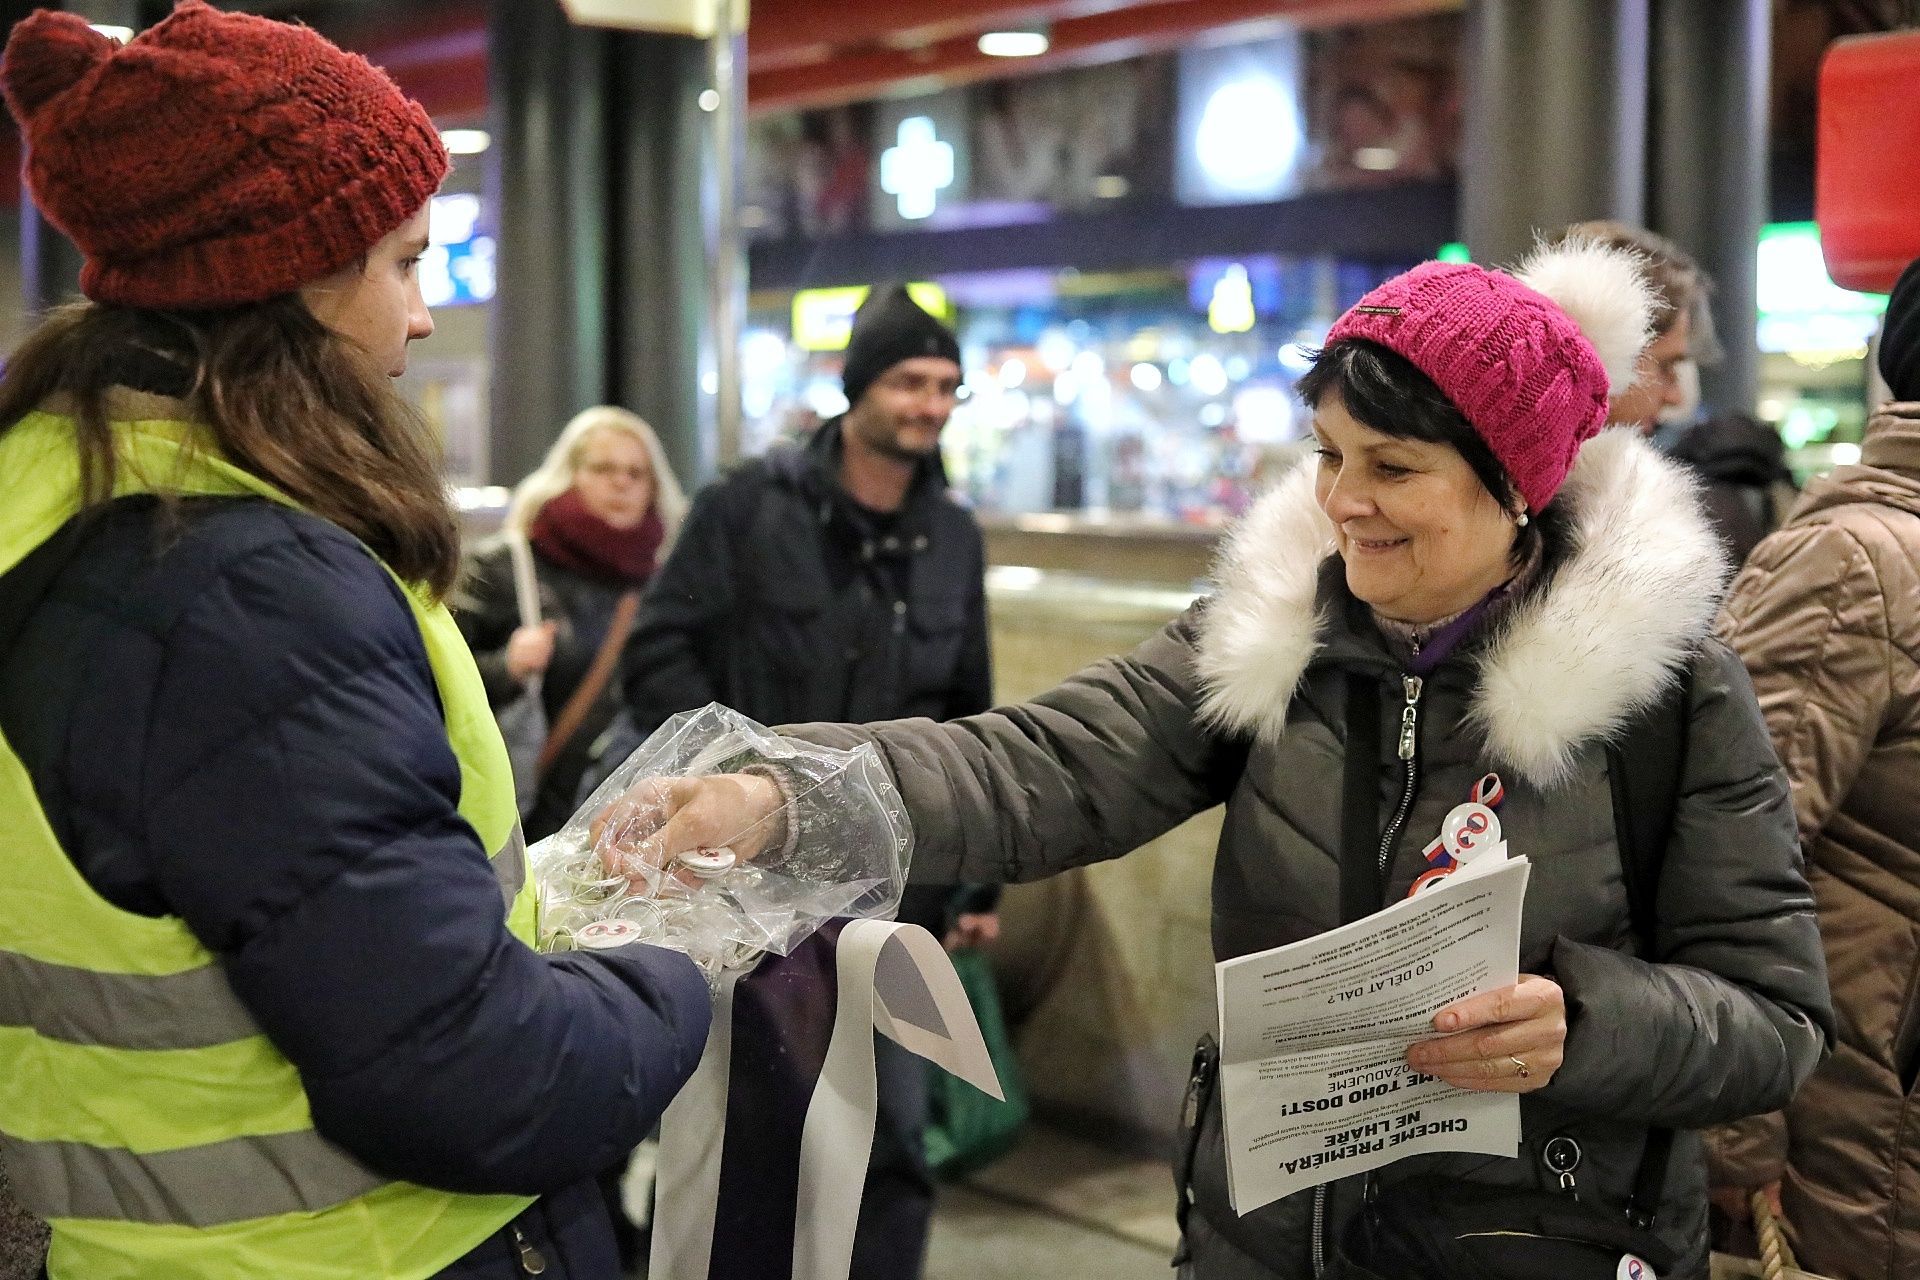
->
[1296,338,1550,568]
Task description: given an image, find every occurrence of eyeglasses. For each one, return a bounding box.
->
[579,461,652,483]
[1641,352,1690,386]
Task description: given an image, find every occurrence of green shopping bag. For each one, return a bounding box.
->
[924,948,1029,1178]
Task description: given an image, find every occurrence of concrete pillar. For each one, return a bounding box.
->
[1649,0,1769,415]
[488,0,720,488]
[1461,0,1651,267]
[18,197,84,316]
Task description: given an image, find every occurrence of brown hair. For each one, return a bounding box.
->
[0,298,459,597]
[1553,220,1705,337]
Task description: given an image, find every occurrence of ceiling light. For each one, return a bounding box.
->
[1354,147,1399,171]
[978,30,1049,58]
[440,129,491,156]
[88,24,133,42]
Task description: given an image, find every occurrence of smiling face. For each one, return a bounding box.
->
[299,203,434,378]
[844,355,963,461]
[1312,395,1520,625]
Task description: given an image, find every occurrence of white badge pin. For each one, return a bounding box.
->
[675,847,737,878]
[1440,801,1502,864]
[575,919,647,950]
[1616,1255,1655,1280]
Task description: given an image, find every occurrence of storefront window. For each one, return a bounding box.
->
[742,256,1414,526]
[1753,221,1890,480]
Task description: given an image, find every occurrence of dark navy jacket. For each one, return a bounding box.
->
[0,494,712,1278]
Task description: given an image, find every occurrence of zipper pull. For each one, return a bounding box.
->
[1181,1042,1213,1130]
[511,1224,548,1275]
[1397,675,1424,761]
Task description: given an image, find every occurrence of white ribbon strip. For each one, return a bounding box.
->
[792,920,1002,1280]
[648,967,742,1280]
[648,922,1003,1280]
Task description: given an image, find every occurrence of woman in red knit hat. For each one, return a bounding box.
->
[607,237,1833,1280]
[0,6,711,1278]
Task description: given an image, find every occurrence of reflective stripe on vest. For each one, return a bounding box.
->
[0,1129,387,1227]
[0,404,540,1274]
[0,828,526,1055]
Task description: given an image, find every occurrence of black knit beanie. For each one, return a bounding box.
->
[842,286,961,408]
[1880,256,1920,403]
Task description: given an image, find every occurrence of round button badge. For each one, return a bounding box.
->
[675,847,738,878]
[575,919,647,950]
[1441,802,1501,863]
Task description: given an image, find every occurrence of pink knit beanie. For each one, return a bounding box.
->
[1325,240,1658,513]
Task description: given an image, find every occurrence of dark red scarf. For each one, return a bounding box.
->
[527,487,664,586]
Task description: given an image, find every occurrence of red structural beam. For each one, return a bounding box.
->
[0,0,1451,210]
[747,0,1132,72]
[747,0,1455,116]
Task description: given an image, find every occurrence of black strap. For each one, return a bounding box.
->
[1603,665,1695,1229]
[1606,668,1692,953]
[1340,674,1384,925]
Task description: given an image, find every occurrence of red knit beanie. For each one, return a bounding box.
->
[1326,240,1660,513]
[0,1,448,310]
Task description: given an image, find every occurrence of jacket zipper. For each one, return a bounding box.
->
[511,1224,548,1275]
[1313,673,1424,1277]
[1379,675,1425,874]
[1310,1184,1328,1277]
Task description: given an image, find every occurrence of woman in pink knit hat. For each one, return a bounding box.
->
[614,239,1831,1280]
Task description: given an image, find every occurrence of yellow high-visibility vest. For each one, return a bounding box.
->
[0,395,540,1278]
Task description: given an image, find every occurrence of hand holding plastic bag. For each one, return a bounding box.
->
[532,704,910,978]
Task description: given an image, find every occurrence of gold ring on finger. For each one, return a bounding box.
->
[1509,1055,1531,1080]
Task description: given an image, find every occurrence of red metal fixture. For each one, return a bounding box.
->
[1817,29,1920,293]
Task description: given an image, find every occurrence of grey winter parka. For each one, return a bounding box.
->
[794,431,1833,1279]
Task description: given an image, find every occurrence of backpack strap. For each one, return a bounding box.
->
[1602,657,1695,1230]
[1341,674,1385,925]
[1605,662,1693,954]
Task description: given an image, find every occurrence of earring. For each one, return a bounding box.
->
[1515,510,1530,528]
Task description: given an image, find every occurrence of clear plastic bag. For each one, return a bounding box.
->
[531,703,911,977]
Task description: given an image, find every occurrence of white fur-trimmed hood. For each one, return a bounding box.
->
[1193,429,1728,788]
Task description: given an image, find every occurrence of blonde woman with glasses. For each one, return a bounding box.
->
[455,406,689,840]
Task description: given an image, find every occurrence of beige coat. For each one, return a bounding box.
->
[1707,404,1920,1280]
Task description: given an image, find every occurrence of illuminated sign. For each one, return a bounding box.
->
[880,117,955,221]
[1208,264,1257,334]
[1756,222,1888,357]
[1196,79,1298,194]
[1177,37,1307,207]
[560,0,727,37]
[791,283,952,352]
[420,193,495,308]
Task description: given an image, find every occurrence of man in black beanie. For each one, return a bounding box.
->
[622,285,997,1280]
